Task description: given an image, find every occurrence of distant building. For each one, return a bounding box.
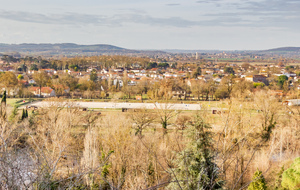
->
[136,95,142,100]
[29,87,56,97]
[285,99,300,106]
[245,75,268,84]
[40,69,56,74]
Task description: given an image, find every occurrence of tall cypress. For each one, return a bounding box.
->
[25,109,28,118]
[1,90,6,119]
[22,109,25,120]
[1,90,6,105]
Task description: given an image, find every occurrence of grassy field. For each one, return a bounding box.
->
[6,98,27,107]
[6,98,42,108]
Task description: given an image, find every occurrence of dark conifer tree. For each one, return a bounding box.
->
[22,109,25,120]
[1,90,6,119]
[1,90,6,105]
[168,114,223,189]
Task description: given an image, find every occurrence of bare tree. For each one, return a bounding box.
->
[130,108,156,136]
[155,102,180,134]
[175,115,191,135]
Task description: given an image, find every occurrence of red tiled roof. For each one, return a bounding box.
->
[29,87,54,94]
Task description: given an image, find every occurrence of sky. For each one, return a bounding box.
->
[0,0,299,50]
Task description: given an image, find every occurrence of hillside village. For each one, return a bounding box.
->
[0,53,300,100]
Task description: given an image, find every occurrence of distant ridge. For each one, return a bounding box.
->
[0,43,124,50]
[263,47,300,52]
[164,47,300,54]
[1,43,299,57]
[0,43,166,56]
[19,43,123,50]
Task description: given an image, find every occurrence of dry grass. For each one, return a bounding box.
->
[0,94,299,189]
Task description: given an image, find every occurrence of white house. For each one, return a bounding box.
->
[29,87,56,97]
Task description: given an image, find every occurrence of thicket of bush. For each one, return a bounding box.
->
[0,89,299,189]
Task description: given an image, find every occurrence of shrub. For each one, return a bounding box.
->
[253,82,265,88]
[281,157,300,190]
[248,169,267,190]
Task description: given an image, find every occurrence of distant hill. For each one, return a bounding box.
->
[2,43,299,57]
[266,47,300,52]
[165,47,300,54]
[262,47,300,53]
[0,43,166,56]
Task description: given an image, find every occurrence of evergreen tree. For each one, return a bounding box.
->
[281,157,300,190]
[168,115,223,190]
[196,67,202,76]
[25,109,28,118]
[192,67,202,78]
[224,67,235,75]
[21,109,25,120]
[277,75,288,89]
[90,69,98,82]
[9,105,18,121]
[1,90,6,119]
[248,169,267,190]
[1,90,6,105]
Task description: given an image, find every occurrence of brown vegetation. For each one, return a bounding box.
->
[0,88,299,189]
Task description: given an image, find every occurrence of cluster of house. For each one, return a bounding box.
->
[93,64,300,89]
[1,61,300,98]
